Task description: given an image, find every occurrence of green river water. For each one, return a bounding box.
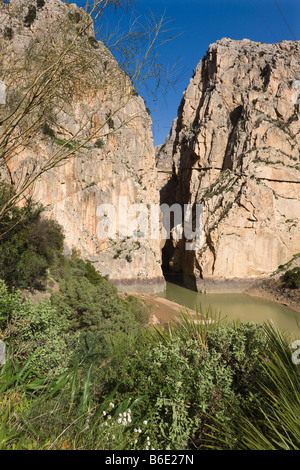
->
[158,281,300,337]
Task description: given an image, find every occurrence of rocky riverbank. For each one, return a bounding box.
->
[245,278,300,314]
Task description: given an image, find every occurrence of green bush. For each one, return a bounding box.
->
[0,280,73,375]
[0,183,64,291]
[0,250,146,376]
[208,322,300,450]
[0,217,64,291]
[42,122,56,138]
[47,255,144,377]
[281,267,300,289]
[102,321,266,450]
[94,138,105,148]
[37,0,45,9]
[50,257,137,333]
[3,26,13,40]
[24,5,37,27]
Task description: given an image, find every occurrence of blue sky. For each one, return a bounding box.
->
[74,0,300,146]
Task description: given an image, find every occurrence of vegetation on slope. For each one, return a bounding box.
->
[0,182,299,450]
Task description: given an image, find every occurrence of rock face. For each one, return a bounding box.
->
[0,0,165,293]
[155,118,177,190]
[160,38,300,292]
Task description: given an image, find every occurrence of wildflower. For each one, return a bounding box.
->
[143,420,148,425]
[103,411,106,416]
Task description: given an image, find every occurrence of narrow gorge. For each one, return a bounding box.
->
[157,38,300,295]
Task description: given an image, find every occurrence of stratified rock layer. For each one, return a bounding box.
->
[0,0,165,292]
[159,38,300,292]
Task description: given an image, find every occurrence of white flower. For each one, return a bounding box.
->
[110,403,114,408]
[143,420,148,425]
[103,411,106,416]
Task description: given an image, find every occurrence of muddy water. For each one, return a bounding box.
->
[158,282,300,337]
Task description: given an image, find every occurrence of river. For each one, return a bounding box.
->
[157,281,300,337]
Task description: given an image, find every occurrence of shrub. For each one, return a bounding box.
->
[208,322,300,449]
[36,0,45,9]
[24,5,37,27]
[102,321,267,450]
[3,27,13,40]
[94,138,105,148]
[68,11,81,24]
[106,113,115,129]
[0,183,64,291]
[281,267,300,289]
[0,280,72,375]
[42,122,56,138]
[88,36,99,49]
[50,256,138,335]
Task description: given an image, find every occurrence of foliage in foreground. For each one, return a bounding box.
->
[101,313,268,450]
[0,192,299,450]
[207,322,300,450]
[0,313,299,450]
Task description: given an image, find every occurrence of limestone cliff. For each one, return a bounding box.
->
[158,38,300,292]
[0,0,165,292]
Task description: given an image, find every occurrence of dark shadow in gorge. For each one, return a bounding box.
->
[159,171,199,292]
[161,242,198,292]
